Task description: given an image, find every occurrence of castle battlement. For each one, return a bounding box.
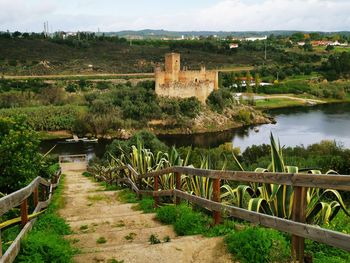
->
[155,53,218,103]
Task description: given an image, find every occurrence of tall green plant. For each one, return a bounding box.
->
[221,133,350,224]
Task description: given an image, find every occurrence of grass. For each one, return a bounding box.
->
[124,232,137,241]
[92,180,350,262]
[255,97,307,109]
[132,197,155,213]
[116,189,138,203]
[156,204,212,236]
[114,220,126,228]
[149,234,161,245]
[225,227,291,263]
[87,194,107,202]
[96,237,107,244]
[79,225,89,231]
[15,175,77,262]
[107,259,125,263]
[163,235,171,242]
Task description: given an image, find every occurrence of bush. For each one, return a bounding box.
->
[105,130,168,159]
[17,231,74,263]
[137,197,155,213]
[0,105,85,131]
[206,89,232,113]
[65,83,78,93]
[179,97,201,118]
[235,109,251,124]
[17,176,75,262]
[156,205,178,224]
[225,227,290,263]
[156,204,212,236]
[0,116,42,193]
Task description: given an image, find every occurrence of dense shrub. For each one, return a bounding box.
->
[225,227,290,263]
[0,105,85,131]
[105,130,169,160]
[0,116,42,193]
[206,89,232,113]
[17,176,75,262]
[17,232,74,263]
[178,97,201,118]
[156,204,212,236]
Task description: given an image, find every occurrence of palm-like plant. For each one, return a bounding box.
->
[221,133,350,224]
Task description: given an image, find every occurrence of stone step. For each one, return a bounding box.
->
[66,225,176,249]
[69,213,161,233]
[73,236,232,263]
[62,207,143,222]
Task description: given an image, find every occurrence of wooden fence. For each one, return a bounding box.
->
[0,169,62,263]
[112,165,350,263]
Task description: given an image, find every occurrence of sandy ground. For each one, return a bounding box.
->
[59,166,233,263]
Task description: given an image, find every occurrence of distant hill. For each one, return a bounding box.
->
[105,29,350,39]
[0,38,269,75]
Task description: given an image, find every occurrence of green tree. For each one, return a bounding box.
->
[0,116,42,193]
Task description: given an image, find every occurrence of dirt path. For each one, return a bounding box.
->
[59,167,232,263]
[2,73,154,80]
[264,95,325,104]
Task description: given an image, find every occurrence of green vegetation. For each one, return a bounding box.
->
[124,232,137,241]
[116,189,138,203]
[96,237,107,244]
[16,176,76,262]
[225,227,290,263]
[156,204,212,236]
[135,197,155,213]
[149,234,161,245]
[0,116,57,193]
[222,134,349,224]
[0,105,84,131]
[88,130,350,262]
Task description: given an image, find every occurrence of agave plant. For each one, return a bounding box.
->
[107,138,191,190]
[221,133,350,225]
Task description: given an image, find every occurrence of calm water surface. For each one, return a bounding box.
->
[40,103,350,158]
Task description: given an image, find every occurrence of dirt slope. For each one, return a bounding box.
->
[59,168,233,263]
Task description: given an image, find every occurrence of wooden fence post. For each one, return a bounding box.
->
[0,229,2,257]
[33,186,39,207]
[292,186,307,263]
[154,176,159,207]
[212,178,221,225]
[175,172,181,205]
[41,185,47,201]
[20,198,28,227]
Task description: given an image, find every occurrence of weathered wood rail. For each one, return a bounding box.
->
[111,165,350,263]
[0,169,62,263]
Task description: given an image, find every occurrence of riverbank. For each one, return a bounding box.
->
[254,93,350,110]
[39,105,272,141]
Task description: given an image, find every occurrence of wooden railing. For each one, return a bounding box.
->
[112,165,350,263]
[0,169,62,263]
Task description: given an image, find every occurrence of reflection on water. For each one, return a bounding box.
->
[40,139,111,160]
[160,103,350,151]
[40,103,350,157]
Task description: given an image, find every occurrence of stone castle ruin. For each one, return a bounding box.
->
[155,53,219,103]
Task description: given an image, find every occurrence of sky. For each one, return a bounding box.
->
[0,0,350,32]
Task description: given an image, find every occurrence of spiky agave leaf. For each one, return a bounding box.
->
[248,198,274,215]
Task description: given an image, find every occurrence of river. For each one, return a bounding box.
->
[40,103,350,159]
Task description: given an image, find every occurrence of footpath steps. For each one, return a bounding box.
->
[59,169,232,263]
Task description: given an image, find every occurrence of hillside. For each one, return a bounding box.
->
[0,38,267,75]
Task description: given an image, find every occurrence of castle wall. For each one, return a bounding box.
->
[155,53,219,103]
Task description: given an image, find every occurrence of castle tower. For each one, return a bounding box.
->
[165,53,180,82]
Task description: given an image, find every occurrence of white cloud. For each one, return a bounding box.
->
[0,0,349,32]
